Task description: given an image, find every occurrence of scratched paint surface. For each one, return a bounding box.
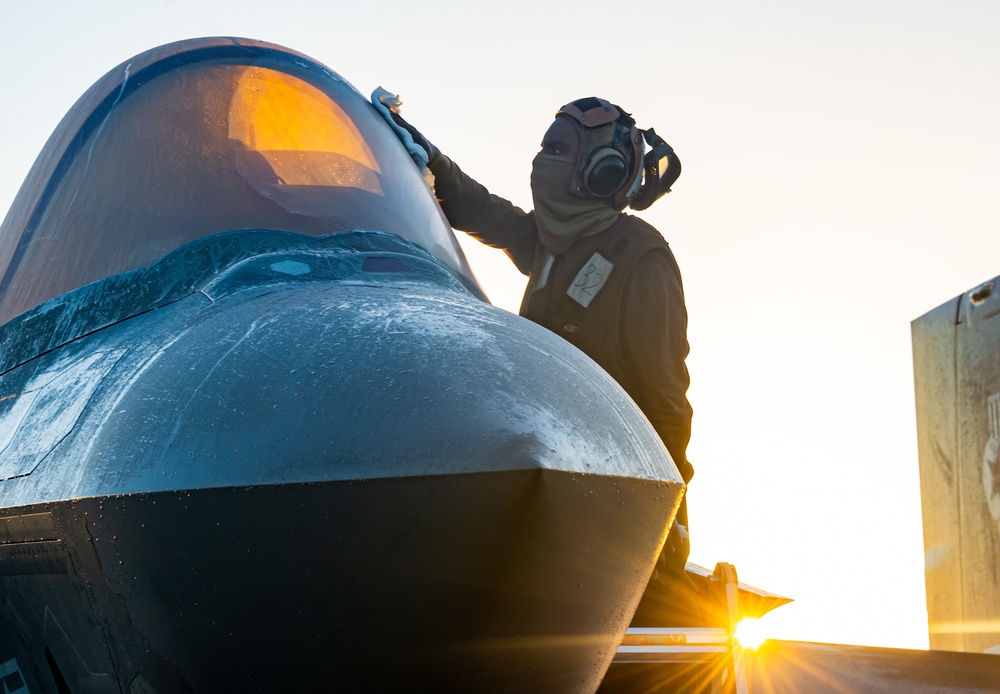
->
[0,348,126,481]
[913,276,1000,653]
[0,229,680,508]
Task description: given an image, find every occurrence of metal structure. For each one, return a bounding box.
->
[913,275,1000,654]
[0,38,685,692]
[600,562,787,694]
[601,562,1000,693]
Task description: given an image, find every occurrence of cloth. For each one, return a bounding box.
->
[370,87,435,187]
[430,155,693,480]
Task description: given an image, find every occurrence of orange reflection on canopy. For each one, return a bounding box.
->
[229,67,381,192]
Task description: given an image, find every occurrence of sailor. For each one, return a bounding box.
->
[381,94,694,620]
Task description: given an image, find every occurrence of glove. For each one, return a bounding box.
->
[659,520,690,579]
[657,494,690,579]
[392,110,440,164]
[371,87,441,168]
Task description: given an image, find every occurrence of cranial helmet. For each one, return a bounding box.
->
[556,97,681,211]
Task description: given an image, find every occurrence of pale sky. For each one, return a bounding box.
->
[3,0,1000,651]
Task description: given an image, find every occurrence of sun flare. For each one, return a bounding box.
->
[734,617,769,650]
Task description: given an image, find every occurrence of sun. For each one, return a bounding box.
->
[734,617,769,650]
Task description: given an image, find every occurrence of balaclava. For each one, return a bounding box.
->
[530,117,623,255]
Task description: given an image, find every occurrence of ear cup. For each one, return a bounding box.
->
[583,146,628,197]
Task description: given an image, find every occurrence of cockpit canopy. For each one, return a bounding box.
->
[0,37,478,326]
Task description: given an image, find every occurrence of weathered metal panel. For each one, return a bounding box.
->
[912,293,964,651]
[913,276,1000,653]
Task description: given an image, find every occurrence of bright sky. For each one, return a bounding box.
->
[3,0,1000,652]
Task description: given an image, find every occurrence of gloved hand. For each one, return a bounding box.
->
[659,520,690,579]
[391,110,440,164]
[371,87,441,167]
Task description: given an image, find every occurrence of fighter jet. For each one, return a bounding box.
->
[0,37,684,692]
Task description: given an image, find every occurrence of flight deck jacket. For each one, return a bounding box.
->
[430,156,694,481]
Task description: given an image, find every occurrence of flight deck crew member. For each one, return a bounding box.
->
[383,95,693,622]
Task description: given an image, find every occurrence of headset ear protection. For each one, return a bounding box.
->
[556,97,681,209]
[582,146,629,197]
[556,97,645,207]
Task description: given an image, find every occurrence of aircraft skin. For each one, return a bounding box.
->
[0,38,684,692]
[913,278,1000,655]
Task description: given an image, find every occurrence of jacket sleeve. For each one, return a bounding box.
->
[429,156,538,275]
[620,248,694,483]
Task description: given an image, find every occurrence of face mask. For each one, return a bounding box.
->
[531,153,620,255]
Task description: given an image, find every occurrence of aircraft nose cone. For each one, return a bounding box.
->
[4,247,682,692]
[81,276,683,691]
[100,276,680,489]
